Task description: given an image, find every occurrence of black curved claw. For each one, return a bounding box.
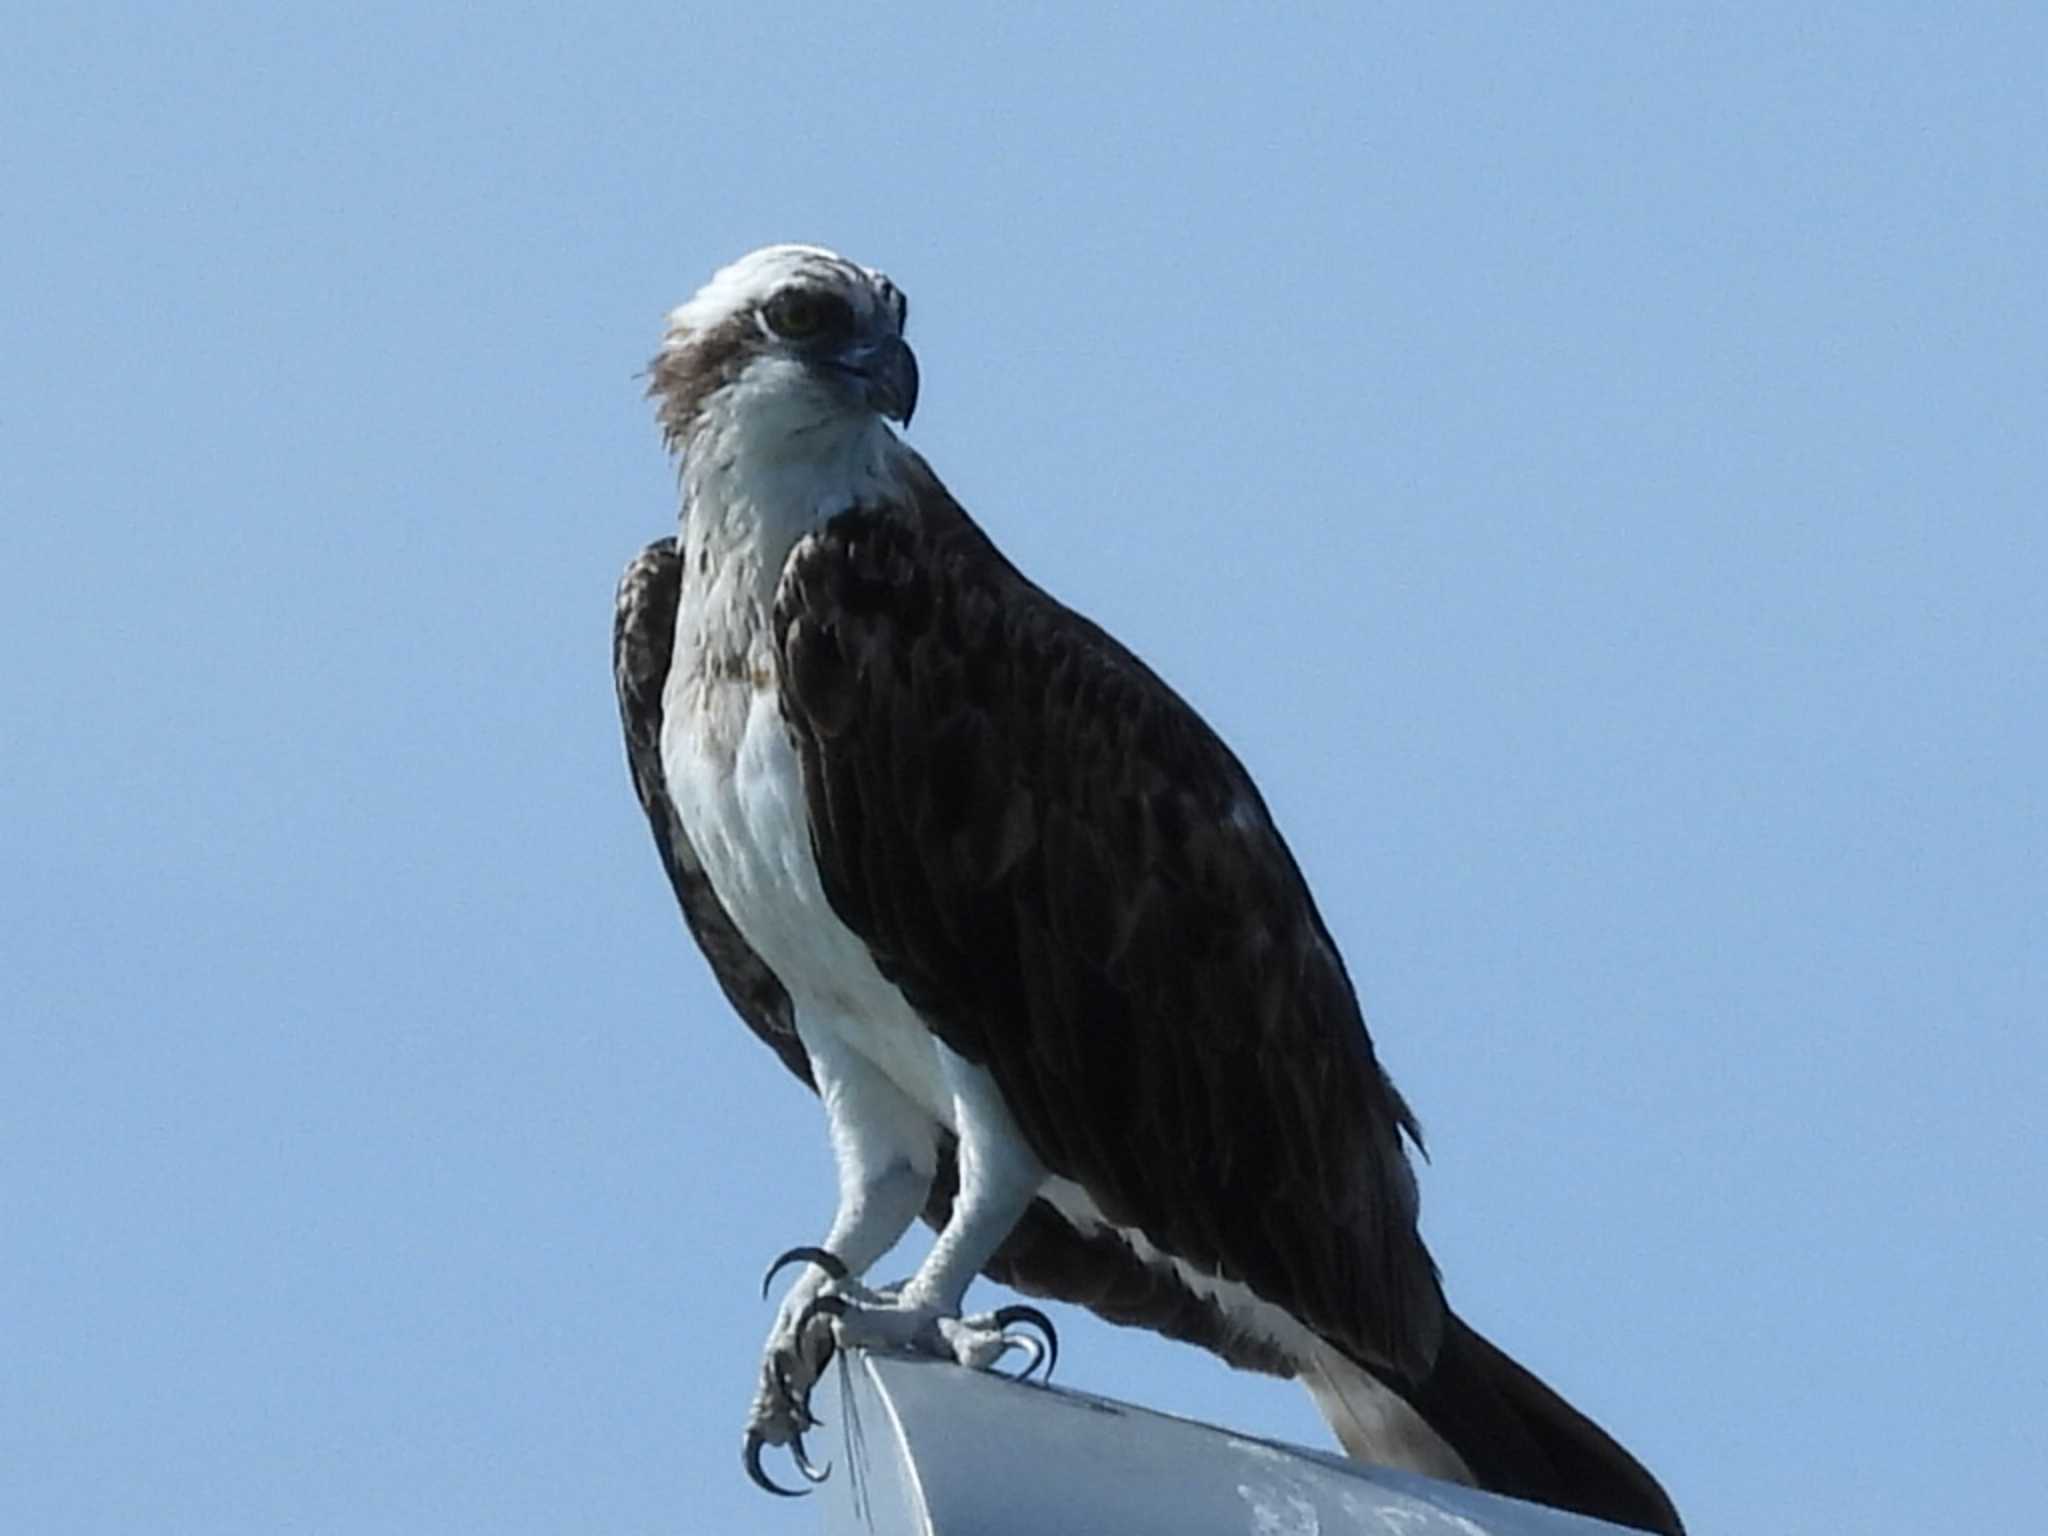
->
[743,1431,809,1498]
[791,1429,833,1485]
[990,1303,1059,1382]
[993,1329,1046,1381]
[760,1244,849,1300]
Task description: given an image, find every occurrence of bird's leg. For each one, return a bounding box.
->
[754,1158,927,1421]
[802,1047,1059,1381]
[745,1030,934,1494]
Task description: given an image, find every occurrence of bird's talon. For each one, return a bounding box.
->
[791,1430,832,1485]
[743,1430,809,1498]
[761,1244,849,1300]
[770,1357,810,1425]
[994,1330,1046,1380]
[989,1303,1059,1382]
[795,1291,850,1339]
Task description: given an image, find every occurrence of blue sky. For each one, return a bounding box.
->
[4,4,2043,1531]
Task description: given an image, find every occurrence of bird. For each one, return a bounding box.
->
[613,243,1684,1534]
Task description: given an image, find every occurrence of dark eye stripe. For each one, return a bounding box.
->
[764,287,854,340]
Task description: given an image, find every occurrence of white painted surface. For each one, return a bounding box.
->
[823,1351,1654,1536]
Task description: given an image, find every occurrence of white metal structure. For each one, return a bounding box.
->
[821,1351,1654,1535]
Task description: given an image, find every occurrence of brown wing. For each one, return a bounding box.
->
[770,466,1446,1384]
[615,535,1289,1371]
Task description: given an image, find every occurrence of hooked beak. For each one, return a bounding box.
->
[834,334,920,426]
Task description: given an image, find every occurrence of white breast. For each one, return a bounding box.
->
[655,381,957,1118]
[661,660,954,1124]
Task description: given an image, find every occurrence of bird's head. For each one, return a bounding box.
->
[650,244,918,456]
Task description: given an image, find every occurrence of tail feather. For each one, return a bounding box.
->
[1304,1313,1683,1535]
[1302,1342,1474,1486]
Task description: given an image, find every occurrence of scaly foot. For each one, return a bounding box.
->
[740,1245,1058,1496]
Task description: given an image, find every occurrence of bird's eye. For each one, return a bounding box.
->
[764,289,847,341]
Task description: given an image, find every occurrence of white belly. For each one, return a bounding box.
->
[661,675,952,1122]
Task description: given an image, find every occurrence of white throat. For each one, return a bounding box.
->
[677,369,903,624]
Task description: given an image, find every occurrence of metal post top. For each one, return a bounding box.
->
[820,1350,1647,1536]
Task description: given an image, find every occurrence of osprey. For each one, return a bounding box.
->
[614,244,1683,1534]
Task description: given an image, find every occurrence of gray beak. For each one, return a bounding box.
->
[840,334,920,426]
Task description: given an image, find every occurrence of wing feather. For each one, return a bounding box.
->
[771,466,1445,1383]
[617,534,1292,1374]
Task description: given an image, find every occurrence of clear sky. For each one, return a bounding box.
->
[4,4,2042,1532]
